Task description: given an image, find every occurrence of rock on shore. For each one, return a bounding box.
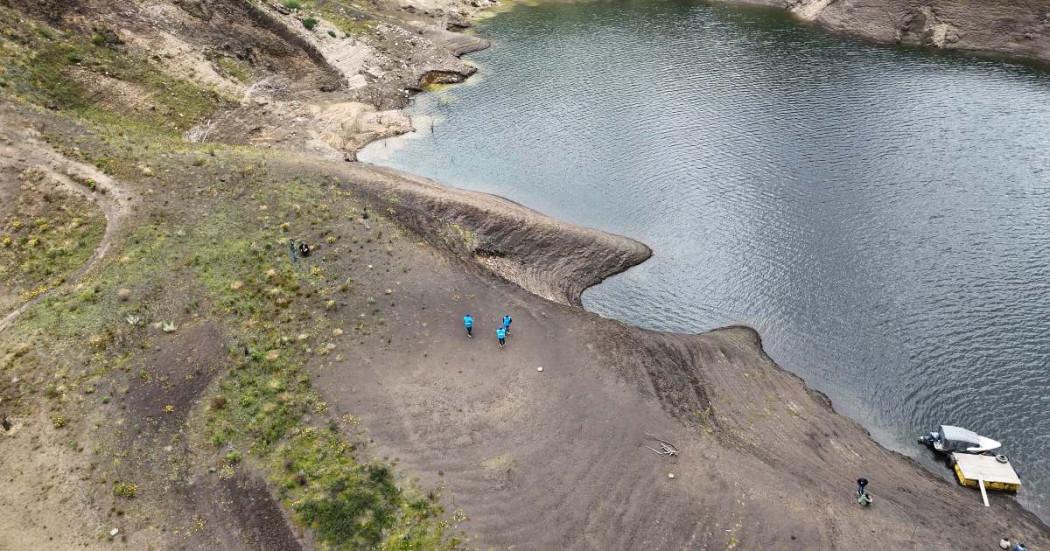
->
[726,0,1050,64]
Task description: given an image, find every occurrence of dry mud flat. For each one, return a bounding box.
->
[312,162,1050,549]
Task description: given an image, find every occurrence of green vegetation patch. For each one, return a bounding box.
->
[0,169,106,311]
[280,1,377,36]
[0,120,460,548]
[192,181,459,549]
[0,7,225,137]
[113,481,138,498]
[0,9,460,538]
[279,429,456,550]
[213,55,253,84]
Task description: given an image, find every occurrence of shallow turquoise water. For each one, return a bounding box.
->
[361,0,1050,520]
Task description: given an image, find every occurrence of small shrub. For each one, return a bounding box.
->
[224,450,243,465]
[113,482,137,498]
[50,414,68,428]
[282,0,302,8]
[302,17,319,30]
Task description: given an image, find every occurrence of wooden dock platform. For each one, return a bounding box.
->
[951,453,1021,493]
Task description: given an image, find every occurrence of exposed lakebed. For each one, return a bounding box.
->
[361,0,1050,519]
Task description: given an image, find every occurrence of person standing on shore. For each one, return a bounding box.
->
[463,313,474,338]
[856,478,872,506]
[496,325,507,349]
[502,314,513,334]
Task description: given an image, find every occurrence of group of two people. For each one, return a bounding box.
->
[288,239,311,263]
[463,313,512,348]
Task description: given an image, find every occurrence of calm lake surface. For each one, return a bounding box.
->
[361,0,1050,519]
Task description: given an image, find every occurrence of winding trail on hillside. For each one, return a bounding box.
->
[0,128,135,334]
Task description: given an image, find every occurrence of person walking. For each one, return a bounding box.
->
[463,313,474,338]
[502,314,512,334]
[288,239,298,264]
[496,325,507,349]
[856,478,872,507]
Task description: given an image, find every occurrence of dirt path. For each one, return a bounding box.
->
[0,127,135,334]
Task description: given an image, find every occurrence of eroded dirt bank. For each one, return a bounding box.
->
[323,161,1050,548]
[724,0,1050,64]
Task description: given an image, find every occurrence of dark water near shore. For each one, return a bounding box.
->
[361,0,1050,520]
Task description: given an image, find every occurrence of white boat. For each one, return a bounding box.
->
[918,425,1001,454]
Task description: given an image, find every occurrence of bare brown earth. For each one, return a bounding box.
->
[1,0,1049,549]
[320,161,1050,549]
[724,0,1050,65]
[0,106,1047,549]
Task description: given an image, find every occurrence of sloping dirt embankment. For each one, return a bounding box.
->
[235,0,1049,543]
[341,163,652,306]
[330,160,1050,547]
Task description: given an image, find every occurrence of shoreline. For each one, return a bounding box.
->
[331,157,1050,541]
[1,0,1048,546]
[347,0,1050,536]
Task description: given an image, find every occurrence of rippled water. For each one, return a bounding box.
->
[361,0,1050,520]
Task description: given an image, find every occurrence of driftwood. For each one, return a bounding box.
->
[644,439,679,457]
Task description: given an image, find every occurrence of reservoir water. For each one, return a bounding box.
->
[360,0,1050,520]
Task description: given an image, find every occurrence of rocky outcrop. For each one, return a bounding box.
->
[729,0,1050,64]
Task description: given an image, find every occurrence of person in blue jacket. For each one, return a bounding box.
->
[463,313,474,338]
[502,314,512,334]
[496,326,507,348]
